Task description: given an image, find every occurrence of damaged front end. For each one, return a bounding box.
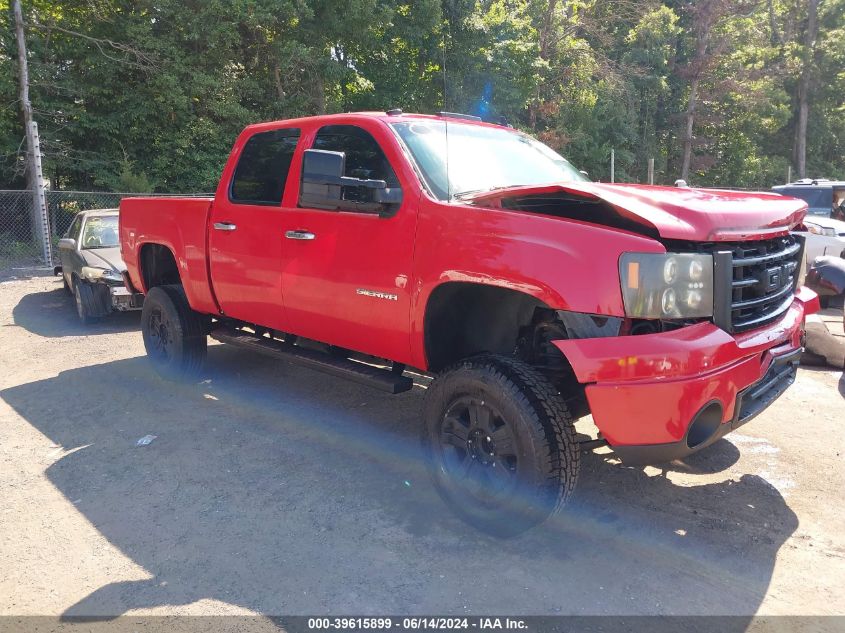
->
[475,182,819,464]
[81,267,144,315]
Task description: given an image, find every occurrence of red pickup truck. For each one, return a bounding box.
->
[120,111,818,535]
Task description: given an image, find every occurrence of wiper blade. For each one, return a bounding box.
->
[451,189,487,200]
[451,185,510,201]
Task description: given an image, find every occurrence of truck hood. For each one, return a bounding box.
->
[463,182,808,242]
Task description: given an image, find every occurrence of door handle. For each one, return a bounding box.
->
[213,222,237,231]
[285,230,316,241]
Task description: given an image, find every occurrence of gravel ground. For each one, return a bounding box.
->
[1,271,844,619]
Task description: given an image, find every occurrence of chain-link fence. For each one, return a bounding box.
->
[0,190,210,270]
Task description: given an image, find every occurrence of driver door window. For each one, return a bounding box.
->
[305,125,400,205]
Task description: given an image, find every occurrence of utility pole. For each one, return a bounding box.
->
[13,0,52,267]
[794,0,819,180]
[647,158,655,185]
[610,149,615,183]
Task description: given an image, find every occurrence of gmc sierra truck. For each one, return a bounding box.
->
[120,111,818,535]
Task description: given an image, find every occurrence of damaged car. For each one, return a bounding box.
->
[56,209,144,325]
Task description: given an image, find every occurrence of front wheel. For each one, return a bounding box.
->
[73,279,98,326]
[141,285,207,381]
[422,355,580,536]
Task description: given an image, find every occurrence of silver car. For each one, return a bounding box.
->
[800,215,845,262]
[55,209,144,324]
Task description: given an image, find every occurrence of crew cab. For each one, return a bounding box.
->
[120,111,818,535]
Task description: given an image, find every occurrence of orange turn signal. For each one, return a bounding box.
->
[627,261,639,289]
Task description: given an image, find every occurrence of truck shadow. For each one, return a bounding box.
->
[10,285,140,337]
[1,346,797,622]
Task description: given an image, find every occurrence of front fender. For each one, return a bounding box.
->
[408,199,665,369]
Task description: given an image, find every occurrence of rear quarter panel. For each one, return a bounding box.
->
[119,197,217,313]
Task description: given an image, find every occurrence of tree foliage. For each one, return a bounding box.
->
[1,0,843,191]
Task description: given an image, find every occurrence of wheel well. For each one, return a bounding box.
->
[140,243,181,290]
[424,282,547,372]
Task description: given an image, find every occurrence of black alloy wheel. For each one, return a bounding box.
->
[423,354,579,536]
[141,285,208,381]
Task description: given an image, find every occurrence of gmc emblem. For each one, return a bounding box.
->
[765,266,783,292]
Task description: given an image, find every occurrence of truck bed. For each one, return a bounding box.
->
[119,196,218,314]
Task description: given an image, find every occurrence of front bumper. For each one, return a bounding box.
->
[86,283,144,316]
[552,287,819,464]
[109,285,144,312]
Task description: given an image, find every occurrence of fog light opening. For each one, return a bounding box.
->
[686,402,723,449]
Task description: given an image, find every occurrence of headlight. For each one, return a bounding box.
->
[81,267,122,282]
[806,223,835,237]
[100,269,123,282]
[619,253,714,319]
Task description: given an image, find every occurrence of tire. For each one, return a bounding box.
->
[141,285,207,381]
[422,354,580,536]
[819,295,831,309]
[73,278,98,326]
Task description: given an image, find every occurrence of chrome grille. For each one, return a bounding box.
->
[710,235,804,333]
[666,234,804,333]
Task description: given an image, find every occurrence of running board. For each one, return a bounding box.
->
[209,327,414,394]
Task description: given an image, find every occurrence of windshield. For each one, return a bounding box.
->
[81,215,119,249]
[390,120,588,201]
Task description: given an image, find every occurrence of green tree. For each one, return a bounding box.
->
[2,0,843,192]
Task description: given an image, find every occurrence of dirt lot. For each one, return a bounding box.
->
[1,271,844,619]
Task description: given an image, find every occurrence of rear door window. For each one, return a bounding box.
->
[230,128,301,205]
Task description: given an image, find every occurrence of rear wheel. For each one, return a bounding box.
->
[141,285,207,381]
[422,354,579,536]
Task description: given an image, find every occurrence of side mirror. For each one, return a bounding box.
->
[299,149,345,210]
[374,188,403,205]
[299,149,403,215]
[58,238,76,250]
